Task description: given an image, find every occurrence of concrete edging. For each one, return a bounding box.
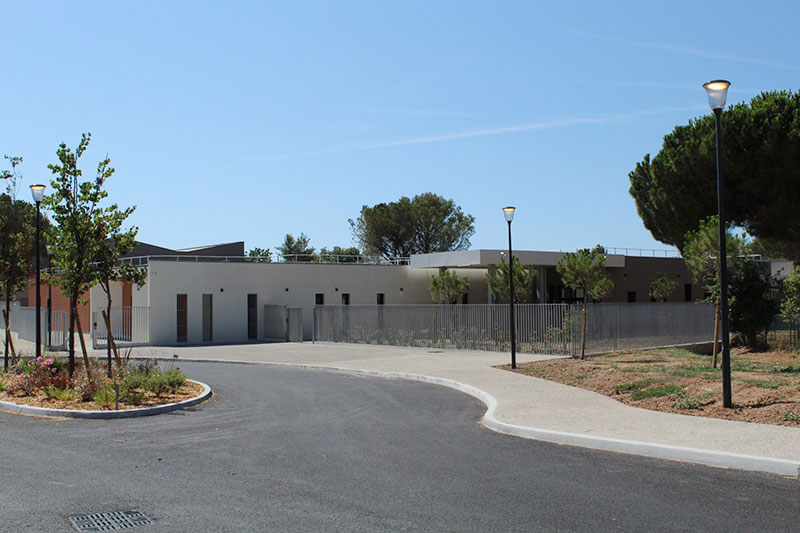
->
[148,357,800,479]
[0,380,212,419]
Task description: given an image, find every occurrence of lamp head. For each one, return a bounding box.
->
[30,184,46,204]
[703,80,731,111]
[503,206,515,223]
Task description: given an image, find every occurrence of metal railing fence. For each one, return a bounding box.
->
[118,254,409,266]
[570,302,716,356]
[315,302,716,357]
[314,304,572,355]
[92,306,150,348]
[5,305,69,350]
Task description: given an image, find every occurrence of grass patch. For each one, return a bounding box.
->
[613,379,652,392]
[782,411,800,422]
[740,379,781,389]
[771,365,800,375]
[631,385,683,401]
[662,365,717,379]
[672,390,715,410]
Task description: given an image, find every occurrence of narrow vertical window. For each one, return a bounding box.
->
[627,291,636,303]
[315,293,324,305]
[202,294,213,341]
[684,283,693,302]
[342,293,350,305]
[376,293,385,305]
[247,294,257,340]
[177,294,187,343]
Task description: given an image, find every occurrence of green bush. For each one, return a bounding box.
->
[44,386,76,401]
[94,387,116,409]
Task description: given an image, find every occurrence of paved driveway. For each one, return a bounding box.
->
[1,361,797,532]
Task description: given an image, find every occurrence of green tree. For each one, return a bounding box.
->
[728,261,778,350]
[45,133,110,377]
[556,248,614,360]
[278,233,314,262]
[0,156,36,370]
[486,256,536,303]
[428,268,470,304]
[246,247,272,263]
[649,272,678,302]
[682,216,747,303]
[92,185,146,377]
[628,90,800,255]
[349,193,475,260]
[781,269,800,318]
[318,246,360,263]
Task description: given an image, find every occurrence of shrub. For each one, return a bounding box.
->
[145,374,170,398]
[94,387,116,409]
[45,386,76,402]
[133,359,159,377]
[613,379,652,392]
[121,374,145,405]
[162,369,186,392]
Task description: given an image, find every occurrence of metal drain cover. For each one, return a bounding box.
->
[68,510,153,531]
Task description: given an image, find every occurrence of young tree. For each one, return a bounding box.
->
[0,156,36,370]
[278,233,314,262]
[428,268,470,304]
[45,133,109,376]
[556,248,614,359]
[486,256,536,303]
[93,191,146,377]
[628,90,800,255]
[781,269,800,319]
[246,247,272,263]
[349,193,475,260]
[649,272,678,302]
[728,261,778,350]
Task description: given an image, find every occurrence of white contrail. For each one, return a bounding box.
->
[259,106,696,161]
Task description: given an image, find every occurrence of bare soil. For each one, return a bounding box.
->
[0,380,205,411]
[506,347,800,427]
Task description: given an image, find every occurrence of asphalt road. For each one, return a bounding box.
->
[1,360,798,532]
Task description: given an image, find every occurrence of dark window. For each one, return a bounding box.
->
[461,293,469,304]
[176,294,187,343]
[247,294,257,340]
[202,294,213,341]
[376,293,385,305]
[627,291,636,303]
[342,293,350,305]
[684,283,693,302]
[315,293,324,305]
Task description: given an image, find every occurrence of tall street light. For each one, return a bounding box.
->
[503,206,517,369]
[703,79,732,408]
[30,184,46,359]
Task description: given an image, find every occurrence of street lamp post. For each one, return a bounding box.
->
[703,79,732,408]
[503,207,517,369]
[30,184,46,359]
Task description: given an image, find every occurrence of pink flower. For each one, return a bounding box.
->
[36,356,42,362]
[52,368,57,374]
[44,359,53,366]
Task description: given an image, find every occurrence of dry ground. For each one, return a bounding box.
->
[507,347,800,427]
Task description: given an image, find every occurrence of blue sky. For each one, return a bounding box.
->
[3,1,798,255]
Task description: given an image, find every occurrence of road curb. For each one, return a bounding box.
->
[138,357,800,478]
[0,380,212,419]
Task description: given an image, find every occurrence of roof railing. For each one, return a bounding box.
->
[118,254,410,266]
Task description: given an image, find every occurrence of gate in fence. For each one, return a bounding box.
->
[314,302,716,357]
[91,306,150,349]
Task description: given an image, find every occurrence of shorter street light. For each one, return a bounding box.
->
[30,184,46,359]
[703,79,733,408]
[503,206,517,369]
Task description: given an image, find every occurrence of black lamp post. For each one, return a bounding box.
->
[703,79,732,408]
[503,206,517,369]
[30,184,45,359]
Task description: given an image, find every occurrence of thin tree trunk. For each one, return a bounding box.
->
[712,297,721,369]
[102,310,121,369]
[580,294,588,360]
[4,288,9,371]
[105,288,113,377]
[74,311,92,380]
[68,295,76,377]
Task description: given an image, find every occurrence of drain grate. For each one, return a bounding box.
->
[68,510,153,531]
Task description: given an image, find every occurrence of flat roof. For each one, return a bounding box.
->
[410,249,626,269]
